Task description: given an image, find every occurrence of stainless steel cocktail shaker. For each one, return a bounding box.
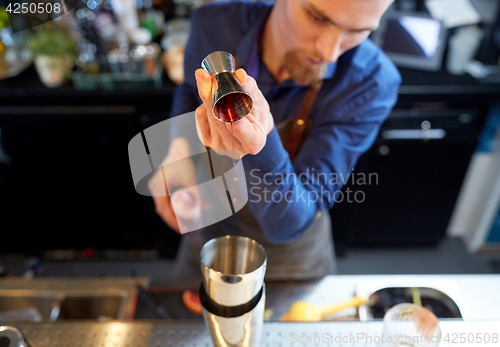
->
[199,236,267,347]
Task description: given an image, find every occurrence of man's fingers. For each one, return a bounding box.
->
[204,100,230,136]
[235,68,257,93]
[235,68,247,86]
[195,68,225,126]
[195,105,211,145]
[195,69,213,105]
[149,168,180,233]
[195,119,207,147]
[195,103,238,152]
[234,122,266,155]
[152,195,181,234]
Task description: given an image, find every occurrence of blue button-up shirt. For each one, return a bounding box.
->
[170,1,402,243]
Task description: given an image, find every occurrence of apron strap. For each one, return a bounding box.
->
[284,80,323,161]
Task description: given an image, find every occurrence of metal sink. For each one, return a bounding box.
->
[358,286,462,321]
[0,278,148,321]
[58,293,126,320]
[0,291,56,320]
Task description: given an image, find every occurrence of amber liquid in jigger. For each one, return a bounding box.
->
[214,94,243,204]
[214,93,250,123]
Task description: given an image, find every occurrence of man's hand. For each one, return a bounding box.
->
[147,137,205,233]
[194,68,274,157]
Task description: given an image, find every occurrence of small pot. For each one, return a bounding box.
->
[35,55,74,88]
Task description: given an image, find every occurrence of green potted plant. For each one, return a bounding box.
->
[26,23,76,88]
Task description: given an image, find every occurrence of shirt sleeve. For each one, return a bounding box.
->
[242,83,400,244]
[170,83,199,118]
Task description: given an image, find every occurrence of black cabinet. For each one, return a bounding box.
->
[330,107,484,251]
[0,106,179,256]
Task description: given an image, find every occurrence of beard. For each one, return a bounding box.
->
[280,49,328,86]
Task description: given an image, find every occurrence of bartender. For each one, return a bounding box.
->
[149,0,401,282]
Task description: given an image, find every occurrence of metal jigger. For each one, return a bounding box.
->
[199,236,267,347]
[201,51,254,123]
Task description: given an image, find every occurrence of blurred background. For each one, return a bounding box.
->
[0,0,499,280]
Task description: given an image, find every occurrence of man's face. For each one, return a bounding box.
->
[277,0,394,85]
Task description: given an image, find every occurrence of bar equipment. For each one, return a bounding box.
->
[161,18,190,84]
[0,326,29,347]
[201,51,254,122]
[382,303,441,347]
[199,235,267,347]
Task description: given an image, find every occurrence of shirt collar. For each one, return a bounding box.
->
[234,6,271,78]
[234,5,336,85]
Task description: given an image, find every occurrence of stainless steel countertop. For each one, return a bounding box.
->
[1,275,498,322]
[0,278,150,320]
[5,320,500,347]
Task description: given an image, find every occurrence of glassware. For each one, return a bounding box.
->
[161,18,190,84]
[383,303,441,347]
